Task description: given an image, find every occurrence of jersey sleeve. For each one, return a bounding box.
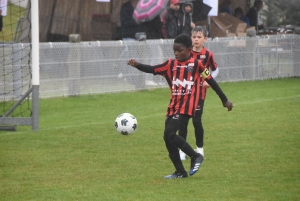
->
[208,53,218,71]
[197,59,211,79]
[153,60,171,76]
[205,77,228,103]
[197,59,206,72]
[136,60,169,75]
[211,67,219,78]
[135,64,155,73]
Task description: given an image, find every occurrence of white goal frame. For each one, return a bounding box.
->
[0,0,39,131]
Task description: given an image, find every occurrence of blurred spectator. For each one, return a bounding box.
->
[219,0,232,15]
[141,15,163,86]
[161,0,182,39]
[0,9,3,32]
[180,1,195,36]
[120,0,141,40]
[234,7,250,26]
[246,0,264,31]
[141,15,162,39]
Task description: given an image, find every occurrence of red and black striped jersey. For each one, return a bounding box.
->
[190,46,218,100]
[152,58,210,116]
[190,46,218,71]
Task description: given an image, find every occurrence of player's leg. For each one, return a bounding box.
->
[164,114,203,177]
[178,117,189,140]
[178,115,189,160]
[192,99,205,157]
[163,115,187,178]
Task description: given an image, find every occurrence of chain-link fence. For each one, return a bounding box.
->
[39,35,300,98]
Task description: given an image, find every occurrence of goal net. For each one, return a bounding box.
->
[0,0,39,131]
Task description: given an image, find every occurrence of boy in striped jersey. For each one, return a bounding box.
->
[127,34,233,179]
[179,26,219,160]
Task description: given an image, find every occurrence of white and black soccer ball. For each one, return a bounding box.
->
[115,113,138,135]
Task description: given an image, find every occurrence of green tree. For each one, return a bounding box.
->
[279,0,300,26]
[261,0,300,27]
[262,0,283,27]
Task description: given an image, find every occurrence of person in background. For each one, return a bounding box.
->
[127,34,233,179]
[234,7,250,26]
[141,15,162,39]
[246,0,264,31]
[120,0,141,40]
[219,0,233,15]
[180,1,195,36]
[120,0,163,87]
[0,9,3,32]
[178,26,219,160]
[141,15,163,86]
[161,0,182,39]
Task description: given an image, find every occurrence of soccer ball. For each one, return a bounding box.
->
[115,113,138,135]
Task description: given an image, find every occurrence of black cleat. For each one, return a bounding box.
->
[164,171,188,179]
[189,153,204,176]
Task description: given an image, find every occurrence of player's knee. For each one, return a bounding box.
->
[178,127,184,134]
[169,133,177,141]
[164,129,176,142]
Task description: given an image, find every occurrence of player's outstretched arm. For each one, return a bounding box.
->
[127,59,155,74]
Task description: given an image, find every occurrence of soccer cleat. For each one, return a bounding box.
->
[189,153,204,176]
[164,171,188,179]
[179,150,187,160]
[196,147,204,157]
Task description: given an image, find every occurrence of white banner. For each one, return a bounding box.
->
[204,0,218,16]
[0,0,8,16]
[96,0,110,2]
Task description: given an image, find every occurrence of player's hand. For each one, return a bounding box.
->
[190,22,196,28]
[203,81,210,88]
[223,100,233,111]
[127,59,138,67]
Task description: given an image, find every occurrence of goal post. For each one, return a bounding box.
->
[0,0,39,131]
[31,0,39,131]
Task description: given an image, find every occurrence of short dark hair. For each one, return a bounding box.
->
[174,34,192,48]
[234,7,243,16]
[191,26,208,37]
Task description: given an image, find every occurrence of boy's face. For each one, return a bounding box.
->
[184,5,192,13]
[191,31,207,48]
[173,43,191,61]
[170,3,180,11]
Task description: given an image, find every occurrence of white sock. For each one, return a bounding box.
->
[196,147,204,157]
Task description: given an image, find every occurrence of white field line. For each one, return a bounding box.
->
[0,94,299,136]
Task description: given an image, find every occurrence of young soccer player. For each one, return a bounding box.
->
[127,34,233,179]
[179,26,219,160]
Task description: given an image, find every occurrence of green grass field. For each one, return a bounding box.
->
[0,78,299,201]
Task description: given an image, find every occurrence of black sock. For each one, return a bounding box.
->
[169,153,186,173]
[172,135,198,158]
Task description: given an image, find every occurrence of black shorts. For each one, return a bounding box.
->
[165,114,191,138]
